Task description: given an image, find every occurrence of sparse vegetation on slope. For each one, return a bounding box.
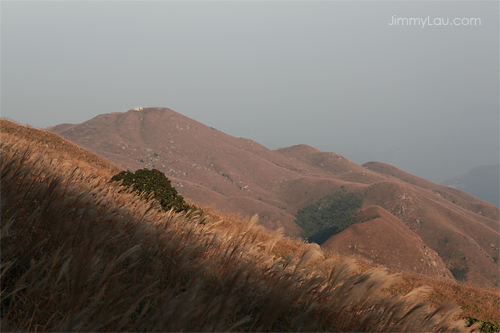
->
[1,126,471,331]
[466,316,500,333]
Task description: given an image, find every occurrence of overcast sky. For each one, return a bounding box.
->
[2,1,498,183]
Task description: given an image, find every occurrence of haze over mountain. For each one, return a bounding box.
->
[3,2,498,185]
[441,164,500,207]
[50,108,499,287]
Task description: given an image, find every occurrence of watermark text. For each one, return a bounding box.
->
[388,16,481,28]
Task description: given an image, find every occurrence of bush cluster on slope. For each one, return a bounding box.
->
[295,190,363,244]
[110,168,194,213]
[450,265,469,281]
[466,317,500,333]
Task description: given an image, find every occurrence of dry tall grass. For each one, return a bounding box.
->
[207,207,500,325]
[391,272,500,324]
[1,130,474,332]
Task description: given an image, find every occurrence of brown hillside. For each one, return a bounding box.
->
[361,179,499,287]
[48,108,500,287]
[2,117,499,324]
[50,108,303,236]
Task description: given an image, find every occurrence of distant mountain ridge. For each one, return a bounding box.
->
[49,107,500,287]
[441,164,499,207]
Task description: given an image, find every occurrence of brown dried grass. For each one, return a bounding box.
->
[1,126,474,332]
[390,271,500,323]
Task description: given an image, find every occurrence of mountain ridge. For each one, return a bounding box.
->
[49,107,500,287]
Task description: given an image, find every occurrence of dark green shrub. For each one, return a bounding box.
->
[110,168,193,213]
[450,266,468,281]
[465,316,500,333]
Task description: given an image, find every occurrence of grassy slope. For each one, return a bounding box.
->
[1,119,497,330]
[1,119,122,177]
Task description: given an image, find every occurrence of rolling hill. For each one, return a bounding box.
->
[2,117,499,327]
[48,107,500,287]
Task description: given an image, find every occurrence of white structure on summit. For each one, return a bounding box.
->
[133,107,144,111]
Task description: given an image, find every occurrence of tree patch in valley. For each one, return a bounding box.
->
[295,189,363,245]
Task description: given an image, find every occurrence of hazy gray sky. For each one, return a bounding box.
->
[2,1,498,182]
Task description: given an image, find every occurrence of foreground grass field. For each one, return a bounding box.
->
[1,119,496,331]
